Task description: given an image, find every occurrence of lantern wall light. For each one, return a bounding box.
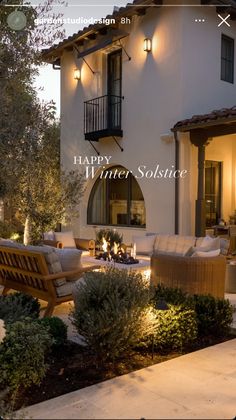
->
[144,38,152,53]
[74,68,81,81]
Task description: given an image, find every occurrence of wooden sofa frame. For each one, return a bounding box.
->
[0,246,100,317]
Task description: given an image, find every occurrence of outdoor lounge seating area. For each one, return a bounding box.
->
[0,240,100,317]
[0,231,233,311]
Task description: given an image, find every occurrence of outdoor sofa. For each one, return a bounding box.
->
[133,233,228,298]
[150,234,227,298]
[0,240,99,316]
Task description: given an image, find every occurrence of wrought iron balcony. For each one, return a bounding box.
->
[84,94,123,141]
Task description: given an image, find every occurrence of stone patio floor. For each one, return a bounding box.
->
[19,338,236,420]
[18,293,236,420]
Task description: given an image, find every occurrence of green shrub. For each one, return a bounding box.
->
[153,284,194,308]
[39,316,68,347]
[0,293,40,324]
[0,319,51,393]
[193,295,233,337]
[153,305,197,351]
[153,284,233,338]
[71,267,154,361]
[0,221,13,239]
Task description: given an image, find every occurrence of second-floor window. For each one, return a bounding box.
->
[221,34,234,84]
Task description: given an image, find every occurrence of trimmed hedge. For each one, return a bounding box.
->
[0,319,51,393]
[153,305,197,351]
[39,316,68,347]
[153,284,233,337]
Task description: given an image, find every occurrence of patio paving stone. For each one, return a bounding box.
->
[19,339,236,419]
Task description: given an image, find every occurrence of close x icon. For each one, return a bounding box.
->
[218,14,231,27]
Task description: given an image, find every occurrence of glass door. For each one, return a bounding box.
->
[107,50,122,129]
[205,161,222,227]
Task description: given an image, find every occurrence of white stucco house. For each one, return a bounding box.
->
[42,0,236,244]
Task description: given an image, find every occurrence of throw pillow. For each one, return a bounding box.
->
[43,231,55,241]
[191,249,220,258]
[220,238,230,255]
[132,235,155,255]
[199,236,221,251]
[54,248,82,272]
[54,231,76,249]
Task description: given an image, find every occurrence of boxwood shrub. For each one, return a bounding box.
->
[153,284,233,338]
[0,319,51,394]
[153,305,197,351]
[39,316,68,348]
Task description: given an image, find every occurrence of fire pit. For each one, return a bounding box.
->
[95,237,139,265]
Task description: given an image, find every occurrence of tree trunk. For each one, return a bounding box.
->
[24,215,32,245]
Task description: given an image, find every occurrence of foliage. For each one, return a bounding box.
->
[39,317,68,348]
[153,284,195,308]
[0,221,14,239]
[72,268,154,361]
[153,284,233,337]
[0,0,75,244]
[193,295,233,337]
[153,305,197,351]
[0,319,51,393]
[0,293,40,324]
[96,229,123,249]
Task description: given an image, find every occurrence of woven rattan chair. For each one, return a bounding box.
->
[151,254,226,298]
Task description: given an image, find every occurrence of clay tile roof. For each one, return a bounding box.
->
[172,106,236,131]
[42,0,236,62]
[42,0,155,61]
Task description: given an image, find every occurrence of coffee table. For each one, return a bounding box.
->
[81,252,150,273]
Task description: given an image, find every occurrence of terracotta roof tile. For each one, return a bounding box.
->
[173,106,236,131]
[42,0,236,61]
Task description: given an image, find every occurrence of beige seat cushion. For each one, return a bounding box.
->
[154,235,196,256]
[54,231,76,249]
[26,245,66,287]
[0,240,25,249]
[54,248,82,280]
[56,280,75,297]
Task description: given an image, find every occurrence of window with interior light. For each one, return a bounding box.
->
[87,166,146,227]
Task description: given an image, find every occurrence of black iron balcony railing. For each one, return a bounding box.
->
[84,94,123,141]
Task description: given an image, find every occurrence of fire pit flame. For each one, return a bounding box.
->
[113,242,119,255]
[102,237,109,253]
[96,238,139,265]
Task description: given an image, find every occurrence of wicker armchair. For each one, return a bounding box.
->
[151,254,226,298]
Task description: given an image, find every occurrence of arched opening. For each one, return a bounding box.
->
[87,166,146,227]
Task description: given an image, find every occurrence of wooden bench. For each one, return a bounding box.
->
[0,246,100,317]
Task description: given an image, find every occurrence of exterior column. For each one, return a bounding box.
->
[195,143,206,237]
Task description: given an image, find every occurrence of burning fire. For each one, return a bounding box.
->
[113,242,119,255]
[102,237,109,253]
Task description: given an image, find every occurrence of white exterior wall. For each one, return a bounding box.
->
[60,2,236,241]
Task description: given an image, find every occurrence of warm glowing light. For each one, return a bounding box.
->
[102,237,109,253]
[144,38,152,53]
[113,242,119,255]
[143,269,151,280]
[74,68,81,81]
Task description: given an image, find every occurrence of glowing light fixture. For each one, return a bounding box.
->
[144,38,152,53]
[74,68,81,81]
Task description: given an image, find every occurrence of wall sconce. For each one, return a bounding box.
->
[74,68,81,81]
[144,38,152,53]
